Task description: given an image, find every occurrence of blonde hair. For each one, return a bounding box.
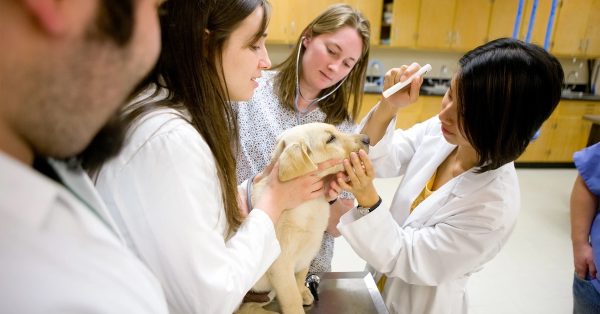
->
[273,4,370,124]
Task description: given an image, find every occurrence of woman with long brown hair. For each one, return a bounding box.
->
[88,1,325,313]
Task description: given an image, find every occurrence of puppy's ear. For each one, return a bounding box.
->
[278,143,317,181]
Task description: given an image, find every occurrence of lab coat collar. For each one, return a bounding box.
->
[399,138,454,226]
[403,159,511,227]
[0,151,60,227]
[0,152,121,237]
[47,158,122,238]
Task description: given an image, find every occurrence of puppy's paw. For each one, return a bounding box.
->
[235,302,279,314]
[300,285,314,305]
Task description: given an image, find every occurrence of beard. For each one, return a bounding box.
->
[77,112,128,176]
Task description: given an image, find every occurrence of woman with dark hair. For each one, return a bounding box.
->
[335,38,564,313]
[234,3,371,274]
[89,1,327,313]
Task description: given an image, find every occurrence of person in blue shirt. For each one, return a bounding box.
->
[571,141,600,313]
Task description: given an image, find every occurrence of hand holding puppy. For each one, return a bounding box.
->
[255,162,323,223]
[336,150,380,208]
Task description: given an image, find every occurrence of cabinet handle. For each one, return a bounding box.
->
[290,21,296,37]
[585,39,590,53]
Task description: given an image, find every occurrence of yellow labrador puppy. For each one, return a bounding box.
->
[239,122,369,314]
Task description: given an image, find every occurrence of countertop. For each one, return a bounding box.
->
[584,115,600,124]
[364,89,600,102]
[264,271,388,313]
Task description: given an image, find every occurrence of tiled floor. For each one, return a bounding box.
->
[331,168,577,314]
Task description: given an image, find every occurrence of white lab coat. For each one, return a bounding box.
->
[0,152,168,313]
[338,114,520,314]
[94,108,281,314]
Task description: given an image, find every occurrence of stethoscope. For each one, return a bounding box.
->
[293,36,347,125]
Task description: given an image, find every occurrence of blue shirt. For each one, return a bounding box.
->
[573,142,600,293]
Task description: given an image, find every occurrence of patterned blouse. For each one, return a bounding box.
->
[232,71,357,273]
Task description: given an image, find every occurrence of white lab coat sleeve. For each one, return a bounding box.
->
[338,176,514,286]
[358,107,437,178]
[105,125,280,314]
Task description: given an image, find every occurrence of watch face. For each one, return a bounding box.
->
[357,206,370,215]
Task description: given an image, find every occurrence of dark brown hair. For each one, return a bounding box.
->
[78,0,145,171]
[455,38,564,172]
[274,4,370,124]
[100,0,270,237]
[94,0,135,46]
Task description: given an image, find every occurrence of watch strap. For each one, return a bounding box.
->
[357,196,382,215]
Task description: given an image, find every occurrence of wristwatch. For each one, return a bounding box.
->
[356,197,382,215]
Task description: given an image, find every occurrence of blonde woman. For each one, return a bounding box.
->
[234,3,371,275]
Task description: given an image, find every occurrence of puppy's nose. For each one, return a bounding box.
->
[361,135,370,145]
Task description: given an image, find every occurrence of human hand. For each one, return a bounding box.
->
[254,162,324,223]
[381,62,423,111]
[323,174,342,202]
[573,242,597,279]
[336,150,379,208]
[326,198,354,237]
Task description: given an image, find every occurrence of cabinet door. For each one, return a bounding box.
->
[546,100,600,162]
[547,116,589,161]
[519,0,556,47]
[418,96,442,123]
[347,0,383,46]
[390,0,421,47]
[452,0,492,51]
[416,0,456,49]
[517,117,556,162]
[487,0,520,41]
[396,98,424,129]
[267,0,290,43]
[584,0,600,57]
[288,0,344,42]
[287,1,330,40]
[357,94,381,123]
[551,0,593,56]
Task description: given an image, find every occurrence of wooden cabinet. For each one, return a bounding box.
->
[415,0,456,49]
[389,0,420,47]
[415,0,491,51]
[267,0,290,43]
[518,100,600,162]
[517,110,559,162]
[267,0,382,46]
[345,0,383,46]
[451,0,492,50]
[266,0,340,44]
[487,0,521,41]
[585,0,600,56]
[517,0,555,47]
[551,0,600,57]
[359,95,600,164]
[548,101,600,161]
[357,94,442,129]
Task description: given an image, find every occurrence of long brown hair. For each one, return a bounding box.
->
[274,4,370,124]
[89,0,270,238]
